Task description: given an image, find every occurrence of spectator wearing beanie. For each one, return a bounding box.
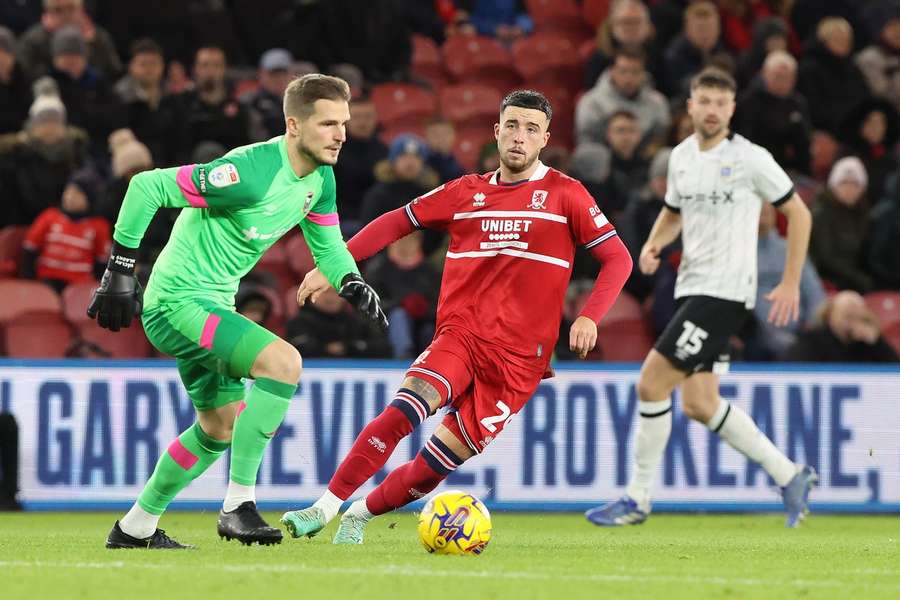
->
[809,157,874,293]
[49,25,126,157]
[359,134,440,226]
[0,26,33,135]
[21,168,111,293]
[241,48,293,143]
[16,0,121,80]
[97,128,152,223]
[0,77,88,227]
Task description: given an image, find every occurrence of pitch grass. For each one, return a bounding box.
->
[0,512,898,599]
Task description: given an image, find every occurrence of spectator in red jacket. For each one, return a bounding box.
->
[21,168,110,292]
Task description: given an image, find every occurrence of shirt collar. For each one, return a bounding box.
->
[488,161,549,185]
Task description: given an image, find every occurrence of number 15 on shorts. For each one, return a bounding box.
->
[675,320,708,356]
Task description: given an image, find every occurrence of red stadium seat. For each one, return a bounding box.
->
[453,125,496,172]
[581,0,612,29]
[371,83,437,128]
[380,123,428,145]
[256,235,297,293]
[0,226,27,279]
[595,318,655,361]
[528,84,576,149]
[441,35,520,93]
[525,0,594,42]
[884,322,900,355]
[75,320,151,358]
[0,279,61,323]
[284,284,300,321]
[411,34,446,89]
[439,84,502,129]
[61,279,99,325]
[512,34,582,89]
[865,291,900,329]
[601,291,644,324]
[3,311,73,358]
[285,234,315,279]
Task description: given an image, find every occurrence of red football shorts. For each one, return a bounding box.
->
[406,327,546,454]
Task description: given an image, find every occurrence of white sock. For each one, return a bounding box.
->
[223,480,255,512]
[625,398,673,511]
[119,503,160,539]
[709,399,798,487]
[312,490,344,523]
[343,498,374,522]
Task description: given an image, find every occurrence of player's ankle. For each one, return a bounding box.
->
[312,490,344,523]
[344,498,374,522]
[223,480,255,512]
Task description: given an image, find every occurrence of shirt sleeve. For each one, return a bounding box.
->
[405,178,463,230]
[566,179,618,250]
[748,145,794,206]
[298,166,360,289]
[113,152,268,249]
[663,149,681,212]
[23,210,52,251]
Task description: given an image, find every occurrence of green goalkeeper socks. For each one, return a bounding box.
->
[229,377,297,486]
[137,422,231,515]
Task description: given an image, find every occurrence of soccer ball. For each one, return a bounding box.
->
[417,490,492,555]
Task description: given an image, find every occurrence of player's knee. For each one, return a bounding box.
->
[680,396,715,423]
[635,375,662,403]
[254,340,303,384]
[197,411,234,442]
[401,376,444,414]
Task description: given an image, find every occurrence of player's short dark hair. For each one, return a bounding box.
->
[130,38,163,60]
[613,46,646,64]
[690,67,737,93]
[501,89,553,122]
[607,108,638,123]
[284,73,352,120]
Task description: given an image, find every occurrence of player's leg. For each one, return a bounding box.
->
[682,373,817,527]
[332,421,474,545]
[281,337,472,539]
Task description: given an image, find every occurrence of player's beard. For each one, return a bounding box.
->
[296,137,337,167]
[500,147,538,176]
[696,119,726,141]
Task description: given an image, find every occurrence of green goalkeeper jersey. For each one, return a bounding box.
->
[113,135,359,311]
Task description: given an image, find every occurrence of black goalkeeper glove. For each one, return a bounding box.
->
[87,242,144,332]
[339,273,389,330]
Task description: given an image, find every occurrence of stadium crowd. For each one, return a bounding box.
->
[0,0,898,363]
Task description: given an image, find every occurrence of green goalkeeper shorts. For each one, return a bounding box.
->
[142,299,280,411]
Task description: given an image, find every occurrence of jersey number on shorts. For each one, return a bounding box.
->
[480,400,511,433]
[675,320,709,356]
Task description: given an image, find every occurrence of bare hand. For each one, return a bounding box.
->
[639,244,661,275]
[296,268,331,308]
[569,316,598,359]
[765,281,800,327]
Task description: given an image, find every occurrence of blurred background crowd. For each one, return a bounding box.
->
[0,0,898,364]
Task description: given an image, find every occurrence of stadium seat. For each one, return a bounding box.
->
[285,234,315,279]
[512,34,582,89]
[380,123,428,145]
[75,320,151,358]
[527,84,576,149]
[61,280,99,325]
[601,291,644,323]
[3,311,73,358]
[525,0,594,42]
[0,225,27,279]
[0,279,61,323]
[581,0,611,29]
[884,322,900,355]
[411,34,446,89]
[371,83,437,128]
[284,284,300,320]
[453,125,496,172]
[595,318,655,361]
[441,35,520,93]
[865,291,900,329]
[256,235,296,293]
[439,84,502,130]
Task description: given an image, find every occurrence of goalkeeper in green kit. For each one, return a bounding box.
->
[92,74,388,549]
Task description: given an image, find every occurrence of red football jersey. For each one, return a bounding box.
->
[23,207,111,283]
[406,162,616,361]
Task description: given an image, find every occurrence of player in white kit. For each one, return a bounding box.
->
[586,67,818,528]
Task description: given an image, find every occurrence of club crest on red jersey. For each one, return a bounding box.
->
[528,190,548,210]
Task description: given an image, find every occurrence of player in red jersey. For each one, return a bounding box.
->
[281,90,633,544]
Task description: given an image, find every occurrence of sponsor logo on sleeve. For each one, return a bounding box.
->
[208,163,241,188]
[589,205,608,228]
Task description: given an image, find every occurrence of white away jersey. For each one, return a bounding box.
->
[664,133,794,308]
